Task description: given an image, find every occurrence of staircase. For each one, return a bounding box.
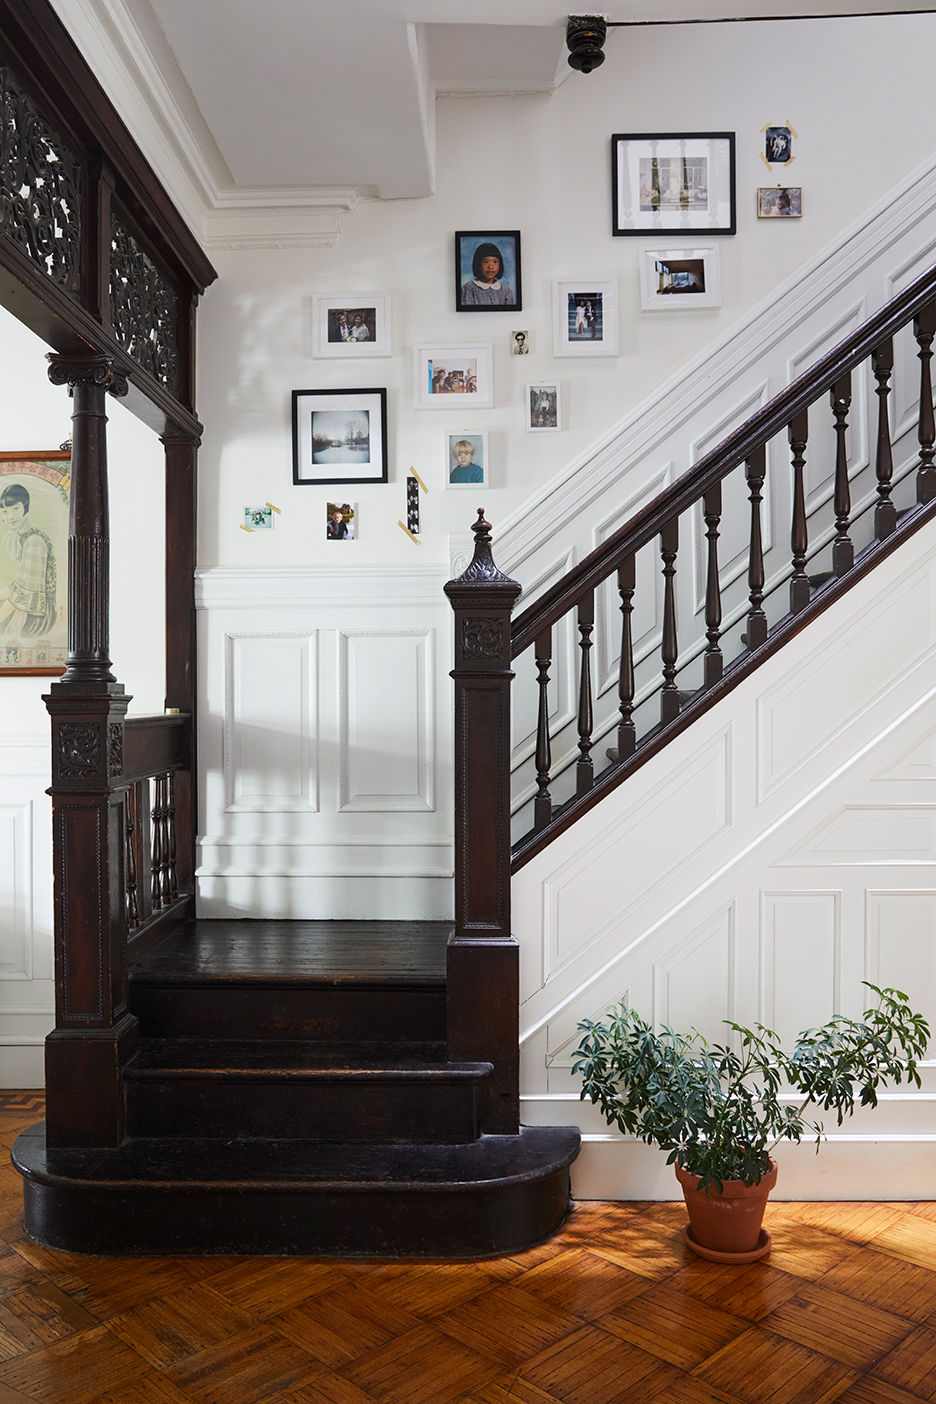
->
[16,919,578,1255]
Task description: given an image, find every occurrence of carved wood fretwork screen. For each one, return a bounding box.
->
[110,216,180,396]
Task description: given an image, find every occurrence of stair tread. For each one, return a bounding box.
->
[18,1124,581,1191]
[130,919,451,989]
[125,1039,492,1081]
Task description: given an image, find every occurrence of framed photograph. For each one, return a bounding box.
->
[455,231,521,312]
[291,388,388,486]
[326,502,356,540]
[414,344,493,409]
[640,245,722,311]
[611,133,736,237]
[511,330,531,356]
[0,450,69,676]
[553,279,618,356]
[526,383,561,433]
[765,126,793,165]
[311,293,391,357]
[446,432,488,489]
[758,187,802,218]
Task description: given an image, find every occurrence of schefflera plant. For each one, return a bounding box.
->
[572,984,929,1193]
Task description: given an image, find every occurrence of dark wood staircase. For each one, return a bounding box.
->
[15,921,579,1256]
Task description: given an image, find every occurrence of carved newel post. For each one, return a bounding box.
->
[444,512,522,1134]
[42,353,137,1148]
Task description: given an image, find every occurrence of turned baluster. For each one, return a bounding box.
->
[533,629,553,830]
[915,302,936,504]
[788,409,810,613]
[125,782,140,929]
[151,774,166,909]
[660,519,680,725]
[703,484,723,686]
[576,592,595,796]
[831,372,854,576]
[617,556,637,759]
[746,446,768,650]
[872,337,896,539]
[166,771,178,901]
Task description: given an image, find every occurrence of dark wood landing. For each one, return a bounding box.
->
[13,1123,581,1258]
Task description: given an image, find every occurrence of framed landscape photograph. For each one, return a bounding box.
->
[553,279,618,356]
[640,245,722,310]
[446,432,488,489]
[414,344,493,409]
[311,293,391,357]
[0,450,70,676]
[757,186,802,218]
[291,388,388,486]
[455,231,521,312]
[527,383,561,432]
[612,133,736,236]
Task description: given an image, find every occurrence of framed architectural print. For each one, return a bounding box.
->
[311,293,391,357]
[0,450,69,675]
[526,383,561,432]
[291,388,388,486]
[612,133,736,236]
[414,344,493,408]
[446,432,488,489]
[455,231,521,311]
[553,279,618,356]
[639,245,722,310]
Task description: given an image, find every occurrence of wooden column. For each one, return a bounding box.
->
[162,432,198,892]
[42,351,138,1149]
[444,511,522,1134]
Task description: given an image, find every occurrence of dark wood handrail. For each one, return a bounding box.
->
[512,261,936,658]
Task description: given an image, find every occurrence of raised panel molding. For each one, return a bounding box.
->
[338,629,434,812]
[223,630,319,813]
[0,802,32,981]
[545,984,631,1071]
[778,805,936,866]
[875,725,936,781]
[759,891,840,1043]
[652,902,735,1046]
[865,891,936,1034]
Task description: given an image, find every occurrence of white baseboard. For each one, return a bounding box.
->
[196,874,454,920]
[0,1045,46,1090]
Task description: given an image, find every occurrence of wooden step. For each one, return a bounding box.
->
[13,1123,581,1258]
[123,1039,492,1143]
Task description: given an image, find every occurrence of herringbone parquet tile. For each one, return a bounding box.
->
[2,1094,936,1403]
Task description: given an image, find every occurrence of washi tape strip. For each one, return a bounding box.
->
[265,502,281,514]
[409,467,429,494]
[398,519,421,545]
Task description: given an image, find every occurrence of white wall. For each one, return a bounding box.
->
[0,307,166,1086]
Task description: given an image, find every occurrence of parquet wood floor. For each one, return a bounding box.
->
[3,1096,936,1404]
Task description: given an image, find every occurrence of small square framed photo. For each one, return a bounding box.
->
[757,186,802,218]
[526,383,561,433]
[414,344,493,409]
[639,245,722,311]
[446,432,488,489]
[326,501,356,539]
[553,279,618,356]
[455,232,521,312]
[311,293,391,357]
[612,133,736,237]
[291,388,388,486]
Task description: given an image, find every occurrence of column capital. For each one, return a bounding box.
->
[46,352,128,398]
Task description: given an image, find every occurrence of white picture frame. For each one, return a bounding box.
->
[553,279,618,356]
[526,383,561,433]
[639,245,722,311]
[446,431,489,489]
[312,293,392,357]
[414,344,493,410]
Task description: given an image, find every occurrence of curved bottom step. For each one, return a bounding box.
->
[13,1123,581,1259]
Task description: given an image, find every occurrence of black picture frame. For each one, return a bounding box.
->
[455,230,522,312]
[611,133,736,237]
[291,387,388,486]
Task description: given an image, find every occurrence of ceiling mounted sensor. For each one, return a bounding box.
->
[566,14,608,73]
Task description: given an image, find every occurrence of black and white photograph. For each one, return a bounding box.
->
[511,330,531,356]
[553,279,618,356]
[612,133,736,236]
[446,432,487,489]
[455,231,521,311]
[326,502,356,540]
[640,245,722,310]
[414,344,493,408]
[758,186,802,218]
[291,388,388,485]
[765,126,793,164]
[311,293,391,357]
[526,383,561,433]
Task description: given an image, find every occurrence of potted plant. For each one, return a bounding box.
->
[572,984,929,1262]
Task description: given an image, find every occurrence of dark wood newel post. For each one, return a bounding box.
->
[42,351,138,1149]
[444,511,522,1134]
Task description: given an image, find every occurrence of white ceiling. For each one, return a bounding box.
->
[49,0,936,245]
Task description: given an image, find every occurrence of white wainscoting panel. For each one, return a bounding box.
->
[338,629,433,812]
[224,630,318,812]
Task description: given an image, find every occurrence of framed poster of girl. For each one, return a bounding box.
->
[0,450,69,676]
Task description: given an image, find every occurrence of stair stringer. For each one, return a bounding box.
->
[514,513,936,1201]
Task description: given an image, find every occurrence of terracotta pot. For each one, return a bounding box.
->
[674,1157,777,1263]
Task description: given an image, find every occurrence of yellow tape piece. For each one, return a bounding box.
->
[240,523,254,533]
[760,122,771,133]
[408,468,429,495]
[265,502,281,514]
[784,154,797,167]
[398,519,421,545]
[786,120,799,140]
[759,152,773,172]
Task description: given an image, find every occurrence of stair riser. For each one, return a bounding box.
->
[125,1079,483,1143]
[129,988,447,1042]
[19,1169,574,1257]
